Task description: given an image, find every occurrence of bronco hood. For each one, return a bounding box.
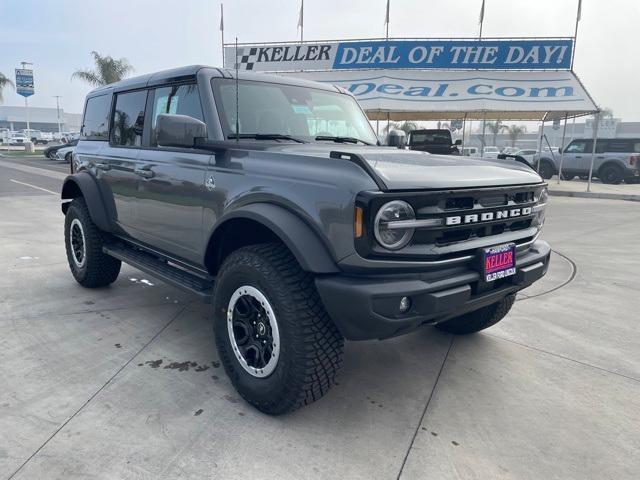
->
[273,144,543,190]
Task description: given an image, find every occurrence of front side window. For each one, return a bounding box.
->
[82,94,111,140]
[211,78,377,144]
[111,90,147,147]
[565,141,589,154]
[151,84,204,146]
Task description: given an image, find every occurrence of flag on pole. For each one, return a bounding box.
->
[576,0,582,22]
[479,0,485,24]
[220,3,224,31]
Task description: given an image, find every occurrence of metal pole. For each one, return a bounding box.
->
[300,0,304,42]
[571,0,581,70]
[54,96,62,135]
[460,114,467,155]
[25,97,30,132]
[480,113,486,156]
[556,114,569,184]
[536,119,545,173]
[587,111,599,192]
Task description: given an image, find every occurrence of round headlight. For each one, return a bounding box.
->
[374,200,415,250]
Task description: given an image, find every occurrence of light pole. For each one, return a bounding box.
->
[53,96,63,135]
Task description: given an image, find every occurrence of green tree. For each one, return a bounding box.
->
[0,72,14,103]
[486,120,508,146]
[72,51,134,86]
[506,124,526,147]
[398,121,418,134]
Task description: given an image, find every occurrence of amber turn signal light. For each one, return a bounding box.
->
[354,207,364,238]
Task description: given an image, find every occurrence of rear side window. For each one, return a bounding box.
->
[150,84,204,146]
[606,141,633,152]
[81,95,111,140]
[111,90,147,147]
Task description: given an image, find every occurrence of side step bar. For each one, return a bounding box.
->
[103,244,215,302]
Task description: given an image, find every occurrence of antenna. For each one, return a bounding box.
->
[235,37,239,142]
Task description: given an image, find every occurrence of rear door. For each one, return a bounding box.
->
[133,83,211,264]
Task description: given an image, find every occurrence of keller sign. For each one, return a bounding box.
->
[224,38,573,72]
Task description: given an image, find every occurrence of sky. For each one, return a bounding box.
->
[1,0,639,120]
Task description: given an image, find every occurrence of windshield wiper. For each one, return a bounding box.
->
[227,133,307,143]
[315,135,373,146]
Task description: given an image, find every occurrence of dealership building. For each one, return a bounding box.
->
[0,105,82,132]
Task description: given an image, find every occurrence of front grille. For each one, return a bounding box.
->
[356,184,545,263]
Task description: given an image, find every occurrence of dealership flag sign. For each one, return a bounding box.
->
[224,38,573,72]
[15,69,34,97]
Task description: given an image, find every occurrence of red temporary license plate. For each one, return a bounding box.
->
[483,243,516,282]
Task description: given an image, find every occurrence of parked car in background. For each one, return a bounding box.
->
[462,146,479,156]
[407,129,461,154]
[43,139,78,159]
[9,133,29,146]
[21,129,49,145]
[514,149,539,166]
[536,138,640,183]
[55,144,75,163]
[482,146,501,159]
[501,147,520,155]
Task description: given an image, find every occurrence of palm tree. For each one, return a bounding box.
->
[506,125,526,147]
[0,72,14,103]
[398,121,418,135]
[72,51,134,86]
[486,120,507,146]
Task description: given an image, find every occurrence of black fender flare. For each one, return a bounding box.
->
[208,203,340,274]
[60,172,114,232]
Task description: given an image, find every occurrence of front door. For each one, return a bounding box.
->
[562,139,592,176]
[133,83,209,264]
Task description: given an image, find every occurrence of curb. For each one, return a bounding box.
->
[549,190,640,202]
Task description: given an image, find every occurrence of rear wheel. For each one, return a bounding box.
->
[600,165,624,185]
[561,172,574,180]
[435,294,515,335]
[213,243,344,415]
[538,161,555,180]
[64,198,121,287]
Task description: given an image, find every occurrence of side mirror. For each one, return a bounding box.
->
[454,139,462,146]
[156,114,207,148]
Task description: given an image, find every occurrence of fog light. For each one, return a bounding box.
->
[399,296,411,313]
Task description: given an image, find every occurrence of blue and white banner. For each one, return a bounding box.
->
[283,70,596,119]
[224,38,573,72]
[15,68,34,98]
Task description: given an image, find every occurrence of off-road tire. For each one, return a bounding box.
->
[599,165,624,185]
[561,173,574,181]
[64,198,121,287]
[435,293,516,335]
[538,161,555,180]
[213,243,344,415]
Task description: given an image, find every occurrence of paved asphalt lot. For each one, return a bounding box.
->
[1,156,639,479]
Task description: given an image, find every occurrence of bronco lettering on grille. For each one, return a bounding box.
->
[445,207,532,226]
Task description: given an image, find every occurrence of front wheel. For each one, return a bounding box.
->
[64,198,121,287]
[538,161,555,180]
[213,243,344,415]
[435,294,515,335]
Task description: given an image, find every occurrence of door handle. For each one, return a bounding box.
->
[94,162,111,171]
[575,156,582,159]
[134,167,155,179]
[596,156,605,159]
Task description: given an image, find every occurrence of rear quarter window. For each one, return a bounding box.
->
[81,94,112,140]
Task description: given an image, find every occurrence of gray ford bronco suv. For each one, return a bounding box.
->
[62,66,550,414]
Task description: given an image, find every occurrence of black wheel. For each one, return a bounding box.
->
[64,198,121,287]
[599,165,624,185]
[213,243,344,415]
[64,151,73,164]
[538,161,555,180]
[579,175,589,180]
[435,294,515,335]
[561,172,574,180]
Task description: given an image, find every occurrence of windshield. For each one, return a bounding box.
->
[408,131,451,145]
[211,78,377,144]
